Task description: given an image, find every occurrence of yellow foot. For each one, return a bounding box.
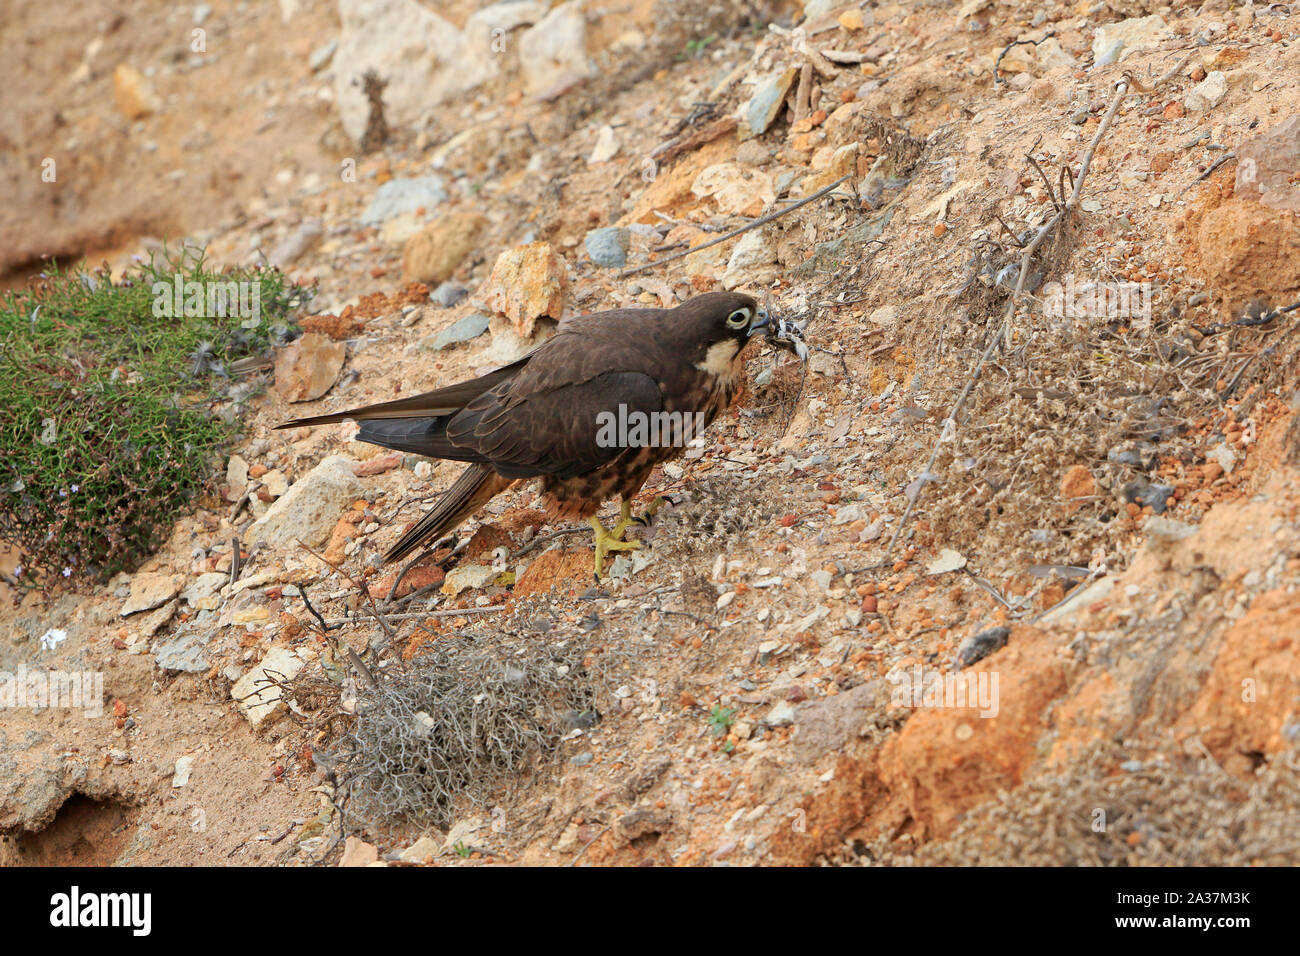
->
[590,514,641,580]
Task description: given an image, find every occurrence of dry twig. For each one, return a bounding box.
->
[619,175,850,278]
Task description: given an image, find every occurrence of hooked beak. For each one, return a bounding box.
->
[746,307,771,338]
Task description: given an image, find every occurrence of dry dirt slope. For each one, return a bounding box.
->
[3,0,1300,866]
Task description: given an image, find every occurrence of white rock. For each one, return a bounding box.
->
[1208,443,1237,474]
[244,455,364,549]
[231,647,304,727]
[588,125,619,164]
[332,0,492,144]
[121,572,184,617]
[517,1,591,95]
[399,834,442,863]
[764,702,796,727]
[1185,71,1228,112]
[1035,37,1077,72]
[722,229,779,290]
[262,469,289,498]
[926,548,968,574]
[441,564,495,596]
[1091,15,1166,65]
[833,503,866,526]
[172,755,195,788]
[226,454,249,498]
[182,571,228,608]
[692,163,775,216]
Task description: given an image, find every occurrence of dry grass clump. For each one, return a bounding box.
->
[340,633,596,829]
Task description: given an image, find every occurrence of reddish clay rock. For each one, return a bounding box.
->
[372,562,446,600]
[273,332,346,403]
[512,548,591,599]
[1059,464,1096,513]
[353,452,403,477]
[1178,589,1300,774]
[877,626,1068,838]
[477,242,566,339]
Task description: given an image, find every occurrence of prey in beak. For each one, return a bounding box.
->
[758,306,810,362]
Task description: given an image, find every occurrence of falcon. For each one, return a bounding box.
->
[276,292,776,577]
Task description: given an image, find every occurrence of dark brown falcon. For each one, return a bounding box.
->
[276,291,773,577]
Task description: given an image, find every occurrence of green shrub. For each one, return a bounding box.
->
[0,245,308,586]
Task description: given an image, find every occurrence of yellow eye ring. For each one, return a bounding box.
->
[726,308,751,328]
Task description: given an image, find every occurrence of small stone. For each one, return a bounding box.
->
[440,564,495,596]
[112,64,161,119]
[518,1,592,95]
[1091,15,1167,66]
[584,227,631,268]
[1036,37,1077,72]
[121,572,184,617]
[401,211,487,284]
[722,229,779,290]
[172,754,195,788]
[1121,479,1176,514]
[763,701,796,727]
[926,549,967,574]
[273,332,346,403]
[430,281,469,308]
[1107,441,1158,470]
[268,221,323,267]
[399,835,441,864]
[692,163,775,217]
[309,38,337,73]
[735,140,769,165]
[1235,114,1300,212]
[153,625,212,673]
[1059,464,1096,511]
[226,454,249,500]
[1185,71,1228,112]
[231,647,304,727]
[361,176,446,226]
[741,67,798,139]
[261,470,289,498]
[587,125,619,164]
[791,682,879,762]
[372,562,445,599]
[353,452,403,477]
[181,572,227,607]
[135,600,178,640]
[956,626,1010,668]
[420,312,490,351]
[339,836,379,867]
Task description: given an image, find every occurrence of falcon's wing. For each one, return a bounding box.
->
[447,369,664,479]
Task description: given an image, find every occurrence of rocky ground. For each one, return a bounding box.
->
[3,0,1300,866]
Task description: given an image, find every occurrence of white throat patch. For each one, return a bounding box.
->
[694,338,742,382]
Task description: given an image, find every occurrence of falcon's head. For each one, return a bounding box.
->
[671,292,771,380]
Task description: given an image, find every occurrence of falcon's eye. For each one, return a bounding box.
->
[726,307,752,328]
